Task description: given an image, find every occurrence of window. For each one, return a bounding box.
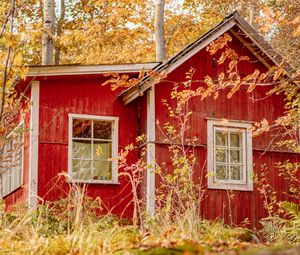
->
[68,114,119,184]
[1,122,24,197]
[207,119,253,191]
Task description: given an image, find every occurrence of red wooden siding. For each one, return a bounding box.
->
[153,28,299,228]
[38,76,139,217]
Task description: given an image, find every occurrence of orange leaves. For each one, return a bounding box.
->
[227,73,241,99]
[251,119,270,137]
[273,62,284,81]
[218,48,237,65]
[206,39,256,99]
[102,72,142,91]
[102,69,167,91]
[247,83,256,93]
[206,33,232,55]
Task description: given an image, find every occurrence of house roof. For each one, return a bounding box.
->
[121,11,295,105]
[27,62,159,77]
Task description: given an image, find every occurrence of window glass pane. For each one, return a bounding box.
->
[93,141,112,160]
[1,123,24,196]
[94,121,112,139]
[11,167,18,190]
[216,131,227,146]
[216,165,227,180]
[92,161,112,180]
[230,132,241,147]
[2,173,8,196]
[230,166,242,180]
[73,119,92,138]
[3,141,12,168]
[73,141,92,159]
[72,160,92,180]
[230,150,242,163]
[215,148,226,162]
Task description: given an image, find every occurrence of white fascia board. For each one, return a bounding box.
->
[234,23,280,67]
[166,20,236,74]
[27,63,159,77]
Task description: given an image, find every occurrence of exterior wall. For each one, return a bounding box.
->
[4,90,31,209]
[153,30,299,228]
[38,75,139,217]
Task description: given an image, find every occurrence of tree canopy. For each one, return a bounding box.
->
[1,0,298,67]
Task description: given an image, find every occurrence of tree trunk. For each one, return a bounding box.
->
[247,0,254,25]
[155,0,165,62]
[42,0,55,65]
[54,0,65,65]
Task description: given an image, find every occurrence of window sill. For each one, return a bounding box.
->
[208,182,253,192]
[67,179,120,185]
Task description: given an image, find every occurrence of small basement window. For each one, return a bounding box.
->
[68,114,119,184]
[207,119,253,191]
[1,122,25,197]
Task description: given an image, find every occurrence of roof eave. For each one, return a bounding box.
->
[27,63,160,77]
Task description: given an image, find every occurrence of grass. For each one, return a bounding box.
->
[0,185,299,255]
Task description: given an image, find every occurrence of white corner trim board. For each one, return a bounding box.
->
[146,85,156,216]
[29,80,40,208]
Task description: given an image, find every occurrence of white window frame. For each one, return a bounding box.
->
[1,121,25,197]
[207,119,253,191]
[68,114,119,184]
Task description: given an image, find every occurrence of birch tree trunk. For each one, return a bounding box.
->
[55,0,65,65]
[42,0,55,65]
[155,0,165,62]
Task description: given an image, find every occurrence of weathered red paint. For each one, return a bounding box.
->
[4,89,31,210]
[153,28,299,228]
[37,76,139,217]
[4,24,299,229]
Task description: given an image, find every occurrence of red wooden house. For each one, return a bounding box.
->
[2,12,299,227]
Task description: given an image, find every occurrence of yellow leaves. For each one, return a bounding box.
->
[102,72,143,91]
[96,145,104,158]
[185,67,196,80]
[239,56,250,62]
[204,75,214,87]
[247,83,256,93]
[228,59,237,73]
[291,15,300,37]
[206,33,232,55]
[273,62,284,81]
[251,119,270,137]
[227,76,241,99]
[102,69,166,92]
[218,48,237,65]
[19,66,28,80]
[148,70,167,83]
[14,52,23,67]
[213,91,219,99]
